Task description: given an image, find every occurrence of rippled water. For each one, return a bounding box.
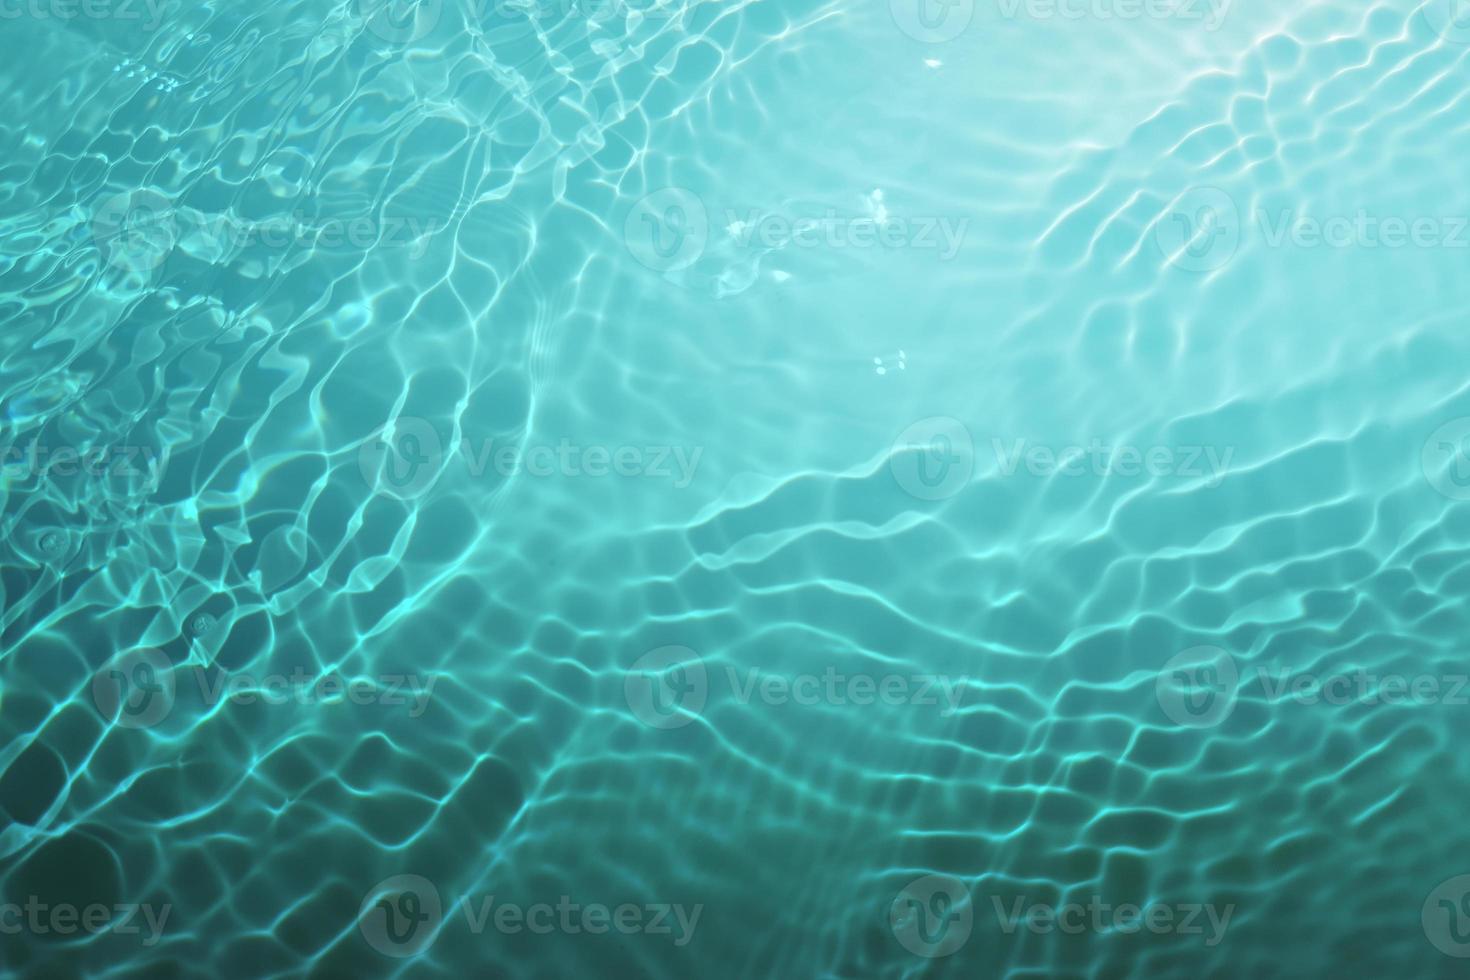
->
[3,0,1470,976]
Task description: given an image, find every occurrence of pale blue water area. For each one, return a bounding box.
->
[3,0,1470,976]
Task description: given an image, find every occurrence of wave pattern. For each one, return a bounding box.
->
[2,0,1469,977]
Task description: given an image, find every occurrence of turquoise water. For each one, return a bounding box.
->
[3,0,1470,976]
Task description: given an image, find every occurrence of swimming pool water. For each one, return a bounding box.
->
[3,0,1470,976]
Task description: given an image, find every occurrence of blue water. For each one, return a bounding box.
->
[3,0,1470,976]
